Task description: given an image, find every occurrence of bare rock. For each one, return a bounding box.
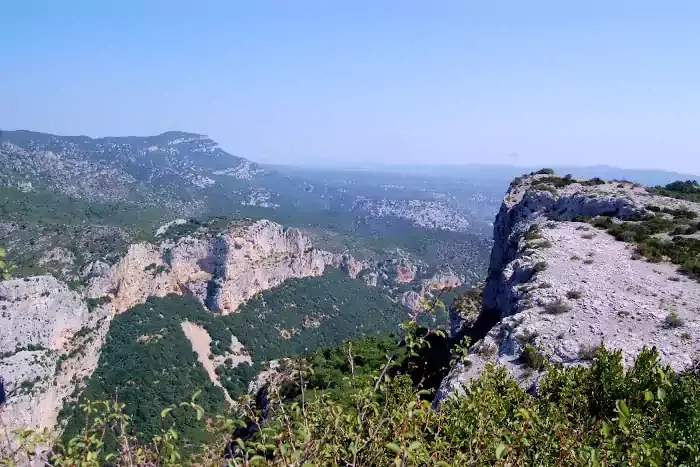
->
[87,220,349,314]
[0,276,110,440]
[438,174,700,401]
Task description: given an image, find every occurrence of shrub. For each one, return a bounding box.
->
[86,295,111,313]
[533,261,548,273]
[3,343,700,466]
[478,342,499,357]
[535,168,555,175]
[583,258,595,265]
[582,177,606,186]
[533,240,552,249]
[570,255,581,261]
[649,180,700,202]
[524,224,542,241]
[566,290,583,300]
[592,216,614,229]
[577,343,601,361]
[664,311,685,328]
[543,298,572,315]
[616,230,637,242]
[537,176,576,188]
[521,344,546,370]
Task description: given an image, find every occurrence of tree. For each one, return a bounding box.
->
[0,246,15,280]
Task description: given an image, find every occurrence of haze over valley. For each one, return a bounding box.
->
[2,3,699,465]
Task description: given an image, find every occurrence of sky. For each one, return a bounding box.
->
[2,1,699,173]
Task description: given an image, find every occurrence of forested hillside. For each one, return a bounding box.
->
[60,268,412,447]
[1,130,496,283]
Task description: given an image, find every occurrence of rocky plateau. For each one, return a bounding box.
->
[438,173,700,400]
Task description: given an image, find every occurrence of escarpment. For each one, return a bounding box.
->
[87,219,356,315]
[0,276,110,444]
[0,219,367,439]
[439,173,700,400]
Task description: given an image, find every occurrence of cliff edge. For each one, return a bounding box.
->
[439,173,700,399]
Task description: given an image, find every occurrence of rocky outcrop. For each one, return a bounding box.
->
[0,219,367,442]
[87,220,366,315]
[438,174,700,400]
[0,276,111,441]
[351,198,471,232]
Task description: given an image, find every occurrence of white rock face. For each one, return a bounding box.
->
[0,276,110,442]
[87,220,356,315]
[352,198,471,232]
[438,175,700,401]
[155,218,187,236]
[0,219,366,444]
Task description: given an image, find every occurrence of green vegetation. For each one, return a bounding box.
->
[523,224,541,241]
[85,295,111,312]
[0,246,15,280]
[646,204,698,220]
[664,311,685,329]
[542,298,572,315]
[0,186,165,230]
[591,212,700,281]
[214,268,407,364]
[577,343,601,361]
[10,341,699,466]
[534,168,555,175]
[566,290,583,299]
[158,216,253,241]
[537,175,576,188]
[0,186,165,279]
[60,295,228,450]
[0,343,47,359]
[650,180,700,202]
[521,344,546,370]
[533,240,553,248]
[62,269,411,449]
[582,176,606,186]
[289,334,408,406]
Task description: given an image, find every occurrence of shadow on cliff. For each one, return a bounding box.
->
[201,236,229,312]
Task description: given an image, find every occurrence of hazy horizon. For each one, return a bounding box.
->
[3,2,699,173]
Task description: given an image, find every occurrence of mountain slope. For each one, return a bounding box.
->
[0,130,263,214]
[439,173,700,400]
[0,129,494,282]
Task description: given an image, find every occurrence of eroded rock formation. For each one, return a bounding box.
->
[438,174,700,400]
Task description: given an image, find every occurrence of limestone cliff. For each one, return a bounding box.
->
[0,276,111,446]
[0,219,367,439]
[438,174,700,400]
[87,219,367,315]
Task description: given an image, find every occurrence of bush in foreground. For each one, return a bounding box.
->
[2,341,698,466]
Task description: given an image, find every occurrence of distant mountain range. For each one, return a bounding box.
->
[276,162,699,187]
[0,129,267,215]
[0,129,499,281]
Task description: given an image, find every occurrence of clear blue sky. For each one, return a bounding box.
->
[2,1,699,173]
